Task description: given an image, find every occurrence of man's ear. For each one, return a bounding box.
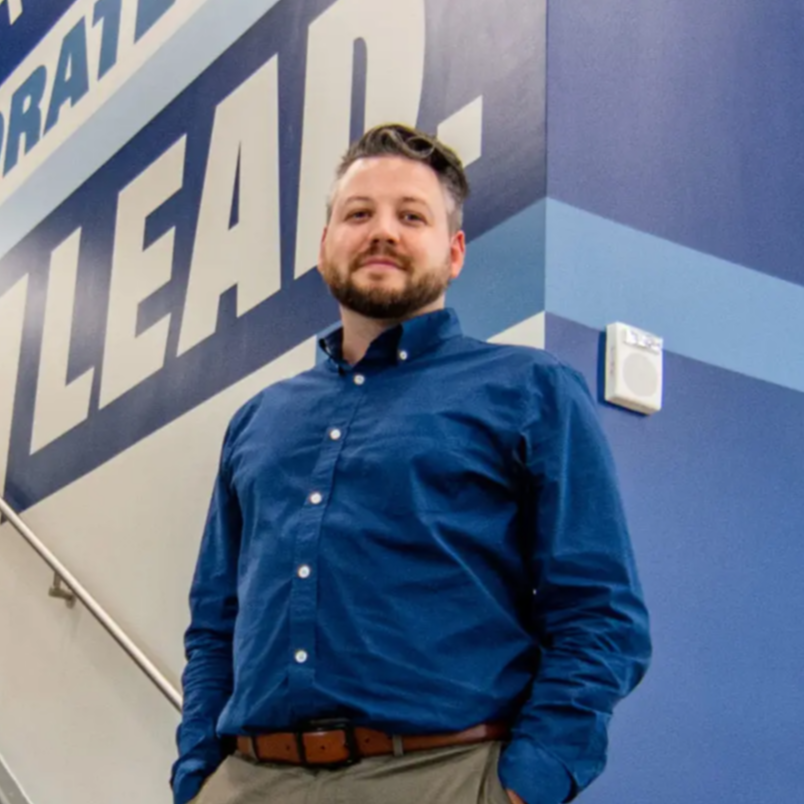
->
[449,230,466,280]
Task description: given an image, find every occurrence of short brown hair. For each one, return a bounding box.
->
[327,123,470,233]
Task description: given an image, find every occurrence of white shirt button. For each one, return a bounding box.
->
[294,650,308,664]
[329,428,342,441]
[398,350,409,361]
[353,374,365,386]
[309,492,323,505]
[298,565,311,579]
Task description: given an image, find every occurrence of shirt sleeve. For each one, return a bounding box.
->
[498,364,652,804]
[171,425,242,804]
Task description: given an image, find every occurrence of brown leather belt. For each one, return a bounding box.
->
[236,721,508,767]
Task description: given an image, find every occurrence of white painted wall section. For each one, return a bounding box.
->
[0,338,317,804]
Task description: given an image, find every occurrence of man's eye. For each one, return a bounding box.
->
[402,212,425,223]
[347,210,369,220]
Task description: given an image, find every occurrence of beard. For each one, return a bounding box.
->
[320,245,452,320]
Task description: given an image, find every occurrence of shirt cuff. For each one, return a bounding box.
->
[498,737,574,804]
[171,759,209,804]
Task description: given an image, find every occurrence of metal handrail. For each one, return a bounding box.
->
[0,496,182,712]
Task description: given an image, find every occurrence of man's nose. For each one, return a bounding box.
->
[367,212,401,245]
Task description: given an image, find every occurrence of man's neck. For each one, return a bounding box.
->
[339,301,444,365]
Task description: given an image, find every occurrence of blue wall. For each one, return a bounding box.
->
[547,315,804,803]
[545,1,804,800]
[547,0,804,288]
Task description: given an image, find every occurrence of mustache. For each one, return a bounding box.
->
[350,245,413,273]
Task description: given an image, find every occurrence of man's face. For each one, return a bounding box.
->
[318,156,466,320]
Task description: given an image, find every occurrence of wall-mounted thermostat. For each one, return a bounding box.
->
[605,323,663,415]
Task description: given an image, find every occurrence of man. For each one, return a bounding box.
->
[172,124,651,804]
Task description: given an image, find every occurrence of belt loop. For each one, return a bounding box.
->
[392,735,405,757]
[250,736,260,760]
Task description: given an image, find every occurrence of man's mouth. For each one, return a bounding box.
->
[358,258,403,271]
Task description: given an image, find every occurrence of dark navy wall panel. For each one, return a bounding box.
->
[548,0,804,288]
[546,314,804,803]
[0,0,72,85]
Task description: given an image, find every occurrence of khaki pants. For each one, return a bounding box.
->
[193,741,511,804]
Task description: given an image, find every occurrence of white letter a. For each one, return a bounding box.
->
[177,56,282,357]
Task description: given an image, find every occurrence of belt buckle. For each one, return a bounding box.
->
[297,718,361,769]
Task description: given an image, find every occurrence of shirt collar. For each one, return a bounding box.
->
[318,308,462,369]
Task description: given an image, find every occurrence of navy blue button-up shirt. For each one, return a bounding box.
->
[173,309,650,804]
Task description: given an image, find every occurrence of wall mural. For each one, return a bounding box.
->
[0,0,548,510]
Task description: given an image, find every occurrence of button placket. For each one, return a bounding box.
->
[287,373,366,699]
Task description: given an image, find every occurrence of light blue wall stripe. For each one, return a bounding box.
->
[0,0,283,261]
[546,199,804,393]
[450,200,546,341]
